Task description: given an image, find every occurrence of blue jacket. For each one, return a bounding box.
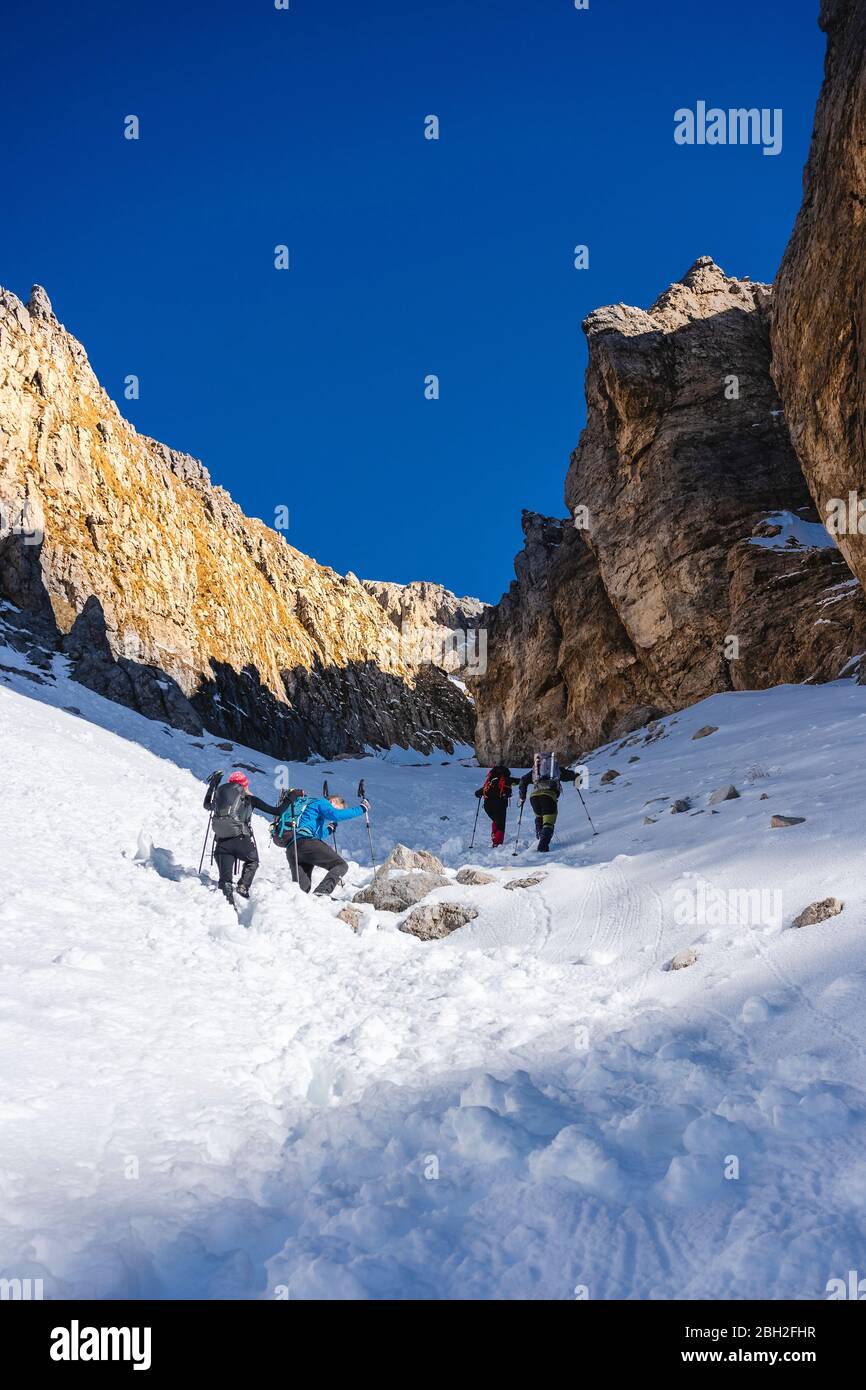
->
[294,796,364,840]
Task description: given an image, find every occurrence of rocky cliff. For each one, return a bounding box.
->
[474,259,866,765]
[362,579,484,637]
[771,0,866,591]
[473,512,662,763]
[0,285,474,758]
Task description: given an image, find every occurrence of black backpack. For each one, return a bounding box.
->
[483,766,511,800]
[211,782,249,840]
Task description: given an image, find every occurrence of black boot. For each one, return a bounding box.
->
[313,878,339,898]
[537,825,554,853]
[235,883,250,900]
[313,864,347,897]
[220,880,236,905]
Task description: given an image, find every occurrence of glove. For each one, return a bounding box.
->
[208,769,224,784]
[328,823,337,834]
[360,799,370,812]
[475,788,483,798]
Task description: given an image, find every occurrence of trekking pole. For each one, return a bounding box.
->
[199,812,213,875]
[469,796,481,850]
[511,799,525,857]
[358,778,378,878]
[199,769,223,874]
[575,779,598,835]
[284,792,301,886]
[323,779,338,853]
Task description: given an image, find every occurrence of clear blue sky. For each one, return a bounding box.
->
[0,0,824,602]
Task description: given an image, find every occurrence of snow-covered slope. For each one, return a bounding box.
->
[2,631,865,1300]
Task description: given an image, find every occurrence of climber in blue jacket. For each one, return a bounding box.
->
[274,792,368,895]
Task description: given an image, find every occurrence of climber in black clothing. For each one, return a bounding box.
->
[518,754,578,852]
[474,766,520,847]
[204,770,299,905]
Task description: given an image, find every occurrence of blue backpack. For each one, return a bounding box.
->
[271,796,310,848]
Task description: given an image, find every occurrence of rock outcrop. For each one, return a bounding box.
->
[472,512,660,763]
[567,258,866,707]
[352,844,450,912]
[399,902,478,941]
[771,0,866,594]
[362,579,485,680]
[0,285,475,757]
[474,259,866,764]
[363,580,484,654]
[791,897,844,929]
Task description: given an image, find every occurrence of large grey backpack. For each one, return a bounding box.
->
[533,751,560,791]
[212,782,248,839]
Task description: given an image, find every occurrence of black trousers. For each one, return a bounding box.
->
[529,792,558,851]
[287,836,348,895]
[214,834,259,889]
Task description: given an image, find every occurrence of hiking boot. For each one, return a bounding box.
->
[235,883,251,900]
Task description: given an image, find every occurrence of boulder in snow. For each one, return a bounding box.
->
[691,725,718,740]
[669,948,698,971]
[379,843,446,876]
[771,815,806,828]
[504,874,546,891]
[792,897,843,929]
[353,868,450,912]
[455,867,495,886]
[600,769,620,784]
[337,906,363,931]
[708,784,739,805]
[400,902,478,941]
[670,798,692,814]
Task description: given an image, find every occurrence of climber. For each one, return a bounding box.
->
[474,766,520,847]
[272,791,369,896]
[518,753,578,852]
[204,770,294,906]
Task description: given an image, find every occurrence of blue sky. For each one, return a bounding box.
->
[1,0,824,601]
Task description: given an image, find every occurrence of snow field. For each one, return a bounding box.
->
[2,636,866,1298]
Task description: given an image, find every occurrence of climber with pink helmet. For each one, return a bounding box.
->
[203,768,301,907]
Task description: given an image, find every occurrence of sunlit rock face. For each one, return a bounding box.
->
[0,285,474,757]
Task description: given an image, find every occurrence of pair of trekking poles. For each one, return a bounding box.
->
[469,774,597,855]
[322,777,378,878]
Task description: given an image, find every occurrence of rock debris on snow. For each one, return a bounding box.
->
[792,897,844,929]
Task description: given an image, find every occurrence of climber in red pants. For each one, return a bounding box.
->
[474,766,520,847]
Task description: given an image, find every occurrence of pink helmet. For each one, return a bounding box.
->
[227,771,249,789]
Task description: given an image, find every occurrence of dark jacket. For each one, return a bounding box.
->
[204,780,290,839]
[475,769,519,804]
